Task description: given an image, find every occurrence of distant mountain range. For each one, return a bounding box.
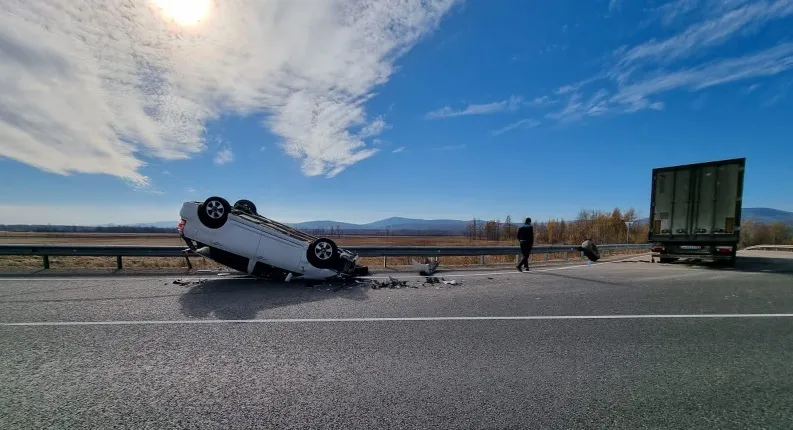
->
[125,207,792,233]
[289,217,470,233]
[741,208,793,225]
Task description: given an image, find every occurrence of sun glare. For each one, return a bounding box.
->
[153,0,210,26]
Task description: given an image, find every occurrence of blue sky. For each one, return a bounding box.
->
[1,0,792,225]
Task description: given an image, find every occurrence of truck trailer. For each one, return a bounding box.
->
[648,158,746,266]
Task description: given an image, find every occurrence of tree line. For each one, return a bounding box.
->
[463,208,793,248]
[464,208,647,244]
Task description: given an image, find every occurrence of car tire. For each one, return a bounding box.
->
[197,196,231,229]
[581,239,601,262]
[234,199,257,215]
[307,238,339,269]
[659,257,677,264]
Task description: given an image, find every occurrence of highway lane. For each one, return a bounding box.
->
[1,251,793,429]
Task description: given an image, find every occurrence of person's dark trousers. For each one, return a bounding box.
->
[517,240,532,270]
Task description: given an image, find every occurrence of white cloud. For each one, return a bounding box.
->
[609,0,621,13]
[526,96,555,106]
[491,118,540,136]
[163,170,172,176]
[392,146,405,153]
[0,0,459,184]
[425,96,522,119]
[358,116,390,139]
[543,0,793,123]
[214,148,233,165]
[656,0,701,25]
[743,83,762,94]
[618,0,793,68]
[612,43,793,108]
[186,187,197,194]
[556,85,577,95]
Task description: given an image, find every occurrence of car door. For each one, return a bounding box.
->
[210,217,262,261]
[255,229,304,273]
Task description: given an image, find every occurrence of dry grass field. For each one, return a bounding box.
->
[0,232,642,270]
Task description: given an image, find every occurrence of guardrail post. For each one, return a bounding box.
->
[544,253,549,262]
[116,256,123,270]
[564,253,569,262]
[42,255,50,269]
[515,254,520,264]
[383,256,387,267]
[479,255,485,265]
[580,251,584,259]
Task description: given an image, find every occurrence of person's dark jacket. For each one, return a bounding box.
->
[517,224,534,245]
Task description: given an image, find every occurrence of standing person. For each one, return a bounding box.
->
[516,217,534,272]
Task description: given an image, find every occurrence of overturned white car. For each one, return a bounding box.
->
[178,196,368,280]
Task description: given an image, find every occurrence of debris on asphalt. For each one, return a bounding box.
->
[370,277,410,289]
[423,276,461,286]
[412,258,440,276]
[172,278,206,286]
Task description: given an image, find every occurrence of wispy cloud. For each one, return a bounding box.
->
[618,0,793,69]
[433,144,466,151]
[525,96,555,107]
[491,118,540,136]
[425,96,522,119]
[743,83,762,94]
[163,170,172,176]
[359,116,391,139]
[392,146,405,153]
[544,0,793,123]
[656,0,701,25]
[609,0,621,13]
[613,43,793,107]
[214,148,234,165]
[186,187,197,194]
[547,90,615,122]
[0,0,460,184]
[556,85,578,95]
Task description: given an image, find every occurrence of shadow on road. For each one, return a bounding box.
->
[671,256,793,276]
[178,278,370,320]
[531,270,626,287]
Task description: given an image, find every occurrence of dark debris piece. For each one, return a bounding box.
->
[172,278,206,286]
[370,277,410,289]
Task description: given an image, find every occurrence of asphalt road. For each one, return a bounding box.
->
[1,251,792,429]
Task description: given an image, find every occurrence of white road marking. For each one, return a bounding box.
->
[2,313,792,327]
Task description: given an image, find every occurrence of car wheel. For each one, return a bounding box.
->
[581,239,601,262]
[659,257,677,264]
[307,238,339,269]
[234,199,257,215]
[197,196,231,229]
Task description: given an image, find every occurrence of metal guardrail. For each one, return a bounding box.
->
[0,243,650,269]
[744,245,793,251]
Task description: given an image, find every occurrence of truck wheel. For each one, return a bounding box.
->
[197,196,231,229]
[307,238,339,269]
[233,199,257,215]
[581,239,601,262]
